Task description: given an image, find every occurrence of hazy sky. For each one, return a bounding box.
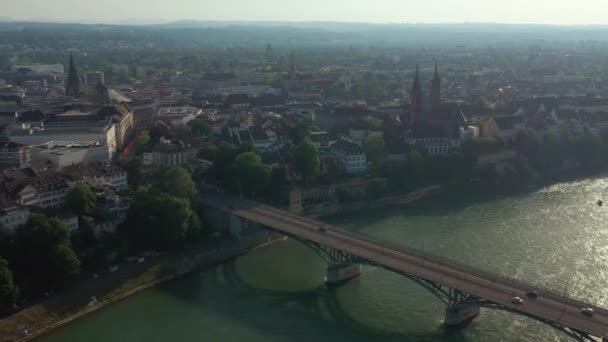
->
[4,0,608,25]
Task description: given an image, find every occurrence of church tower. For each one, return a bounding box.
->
[289,50,297,76]
[65,52,81,97]
[410,64,423,124]
[430,63,441,107]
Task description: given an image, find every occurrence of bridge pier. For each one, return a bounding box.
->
[444,305,480,326]
[326,264,361,285]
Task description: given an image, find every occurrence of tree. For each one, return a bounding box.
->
[14,215,80,290]
[573,132,604,170]
[135,130,151,155]
[364,136,386,166]
[151,166,196,200]
[65,183,96,216]
[322,155,344,184]
[188,119,212,137]
[233,152,271,197]
[266,167,291,204]
[514,129,540,160]
[364,116,382,130]
[0,257,17,309]
[115,158,143,187]
[121,189,198,251]
[293,138,320,184]
[291,118,313,145]
[407,150,426,184]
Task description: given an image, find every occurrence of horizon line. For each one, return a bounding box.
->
[2,18,608,28]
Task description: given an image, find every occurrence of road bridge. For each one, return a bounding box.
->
[203,194,608,341]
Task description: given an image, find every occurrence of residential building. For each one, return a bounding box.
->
[157,106,201,127]
[17,173,71,209]
[0,203,30,235]
[330,137,368,174]
[61,162,128,190]
[482,116,526,141]
[96,191,129,222]
[309,131,335,152]
[0,141,30,168]
[57,213,79,232]
[143,139,201,167]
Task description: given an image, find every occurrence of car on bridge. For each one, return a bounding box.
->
[526,291,538,299]
[512,297,524,305]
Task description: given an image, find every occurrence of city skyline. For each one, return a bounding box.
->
[3,0,608,26]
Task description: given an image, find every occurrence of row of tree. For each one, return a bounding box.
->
[0,215,81,311]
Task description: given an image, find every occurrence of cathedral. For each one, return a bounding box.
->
[405,64,467,156]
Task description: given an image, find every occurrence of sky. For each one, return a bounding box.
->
[3,0,608,25]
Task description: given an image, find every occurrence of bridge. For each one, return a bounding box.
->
[203,193,608,341]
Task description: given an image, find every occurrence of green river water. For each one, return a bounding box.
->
[40,177,608,341]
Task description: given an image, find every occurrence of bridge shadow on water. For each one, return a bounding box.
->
[158,259,473,342]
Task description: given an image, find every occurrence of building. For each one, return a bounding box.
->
[57,213,79,232]
[98,104,134,149]
[61,162,128,190]
[11,64,64,75]
[0,203,30,235]
[31,141,110,167]
[10,108,118,160]
[309,131,335,152]
[482,116,526,141]
[131,99,159,130]
[414,137,455,157]
[231,127,281,153]
[410,64,423,119]
[96,190,129,222]
[0,141,30,168]
[156,106,201,127]
[85,71,105,87]
[17,173,71,209]
[430,63,441,108]
[143,139,201,167]
[330,137,368,175]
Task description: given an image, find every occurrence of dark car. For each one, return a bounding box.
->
[526,291,538,299]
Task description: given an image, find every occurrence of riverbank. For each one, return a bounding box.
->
[301,185,443,218]
[0,235,286,342]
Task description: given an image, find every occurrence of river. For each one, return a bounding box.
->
[40,177,608,341]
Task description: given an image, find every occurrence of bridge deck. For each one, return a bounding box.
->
[204,195,608,339]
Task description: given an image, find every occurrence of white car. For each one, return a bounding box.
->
[581,308,594,317]
[512,297,524,305]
